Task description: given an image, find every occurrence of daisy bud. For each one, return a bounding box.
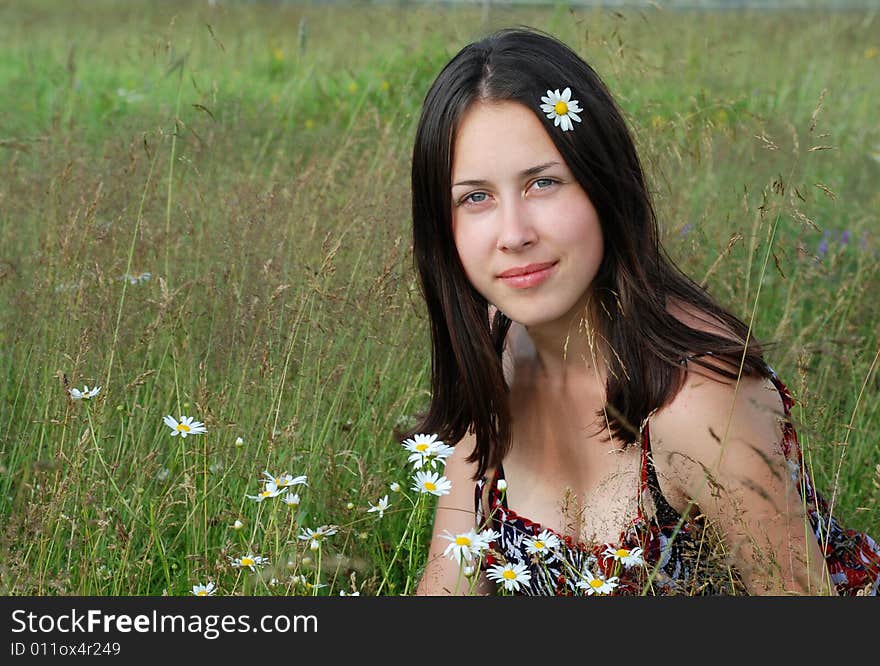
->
[497,479,508,491]
[463,565,475,577]
[346,502,355,510]
[309,540,321,551]
[390,482,401,492]
[235,436,244,447]
[232,519,243,530]
[302,557,312,566]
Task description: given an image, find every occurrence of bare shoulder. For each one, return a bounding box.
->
[649,361,787,510]
[651,299,785,503]
[666,297,740,341]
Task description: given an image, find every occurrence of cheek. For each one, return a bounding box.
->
[452,224,490,278]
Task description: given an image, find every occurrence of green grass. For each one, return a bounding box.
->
[0,0,878,596]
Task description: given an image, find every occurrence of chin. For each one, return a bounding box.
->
[498,303,582,330]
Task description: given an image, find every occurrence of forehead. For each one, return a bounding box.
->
[451,101,563,181]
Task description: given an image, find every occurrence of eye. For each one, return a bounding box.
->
[460,191,490,207]
[532,178,557,190]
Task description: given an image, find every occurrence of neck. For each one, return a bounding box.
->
[522,309,608,392]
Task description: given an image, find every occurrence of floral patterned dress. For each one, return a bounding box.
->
[474,367,880,596]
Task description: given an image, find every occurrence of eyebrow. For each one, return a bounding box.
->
[452,161,561,188]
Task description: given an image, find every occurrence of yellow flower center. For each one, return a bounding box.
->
[176,424,190,433]
[615,548,629,558]
[416,444,429,452]
[590,578,603,588]
[534,541,545,550]
[260,490,272,498]
[424,482,436,492]
[196,589,208,596]
[455,536,471,547]
[502,569,517,580]
[240,557,254,567]
[554,100,568,115]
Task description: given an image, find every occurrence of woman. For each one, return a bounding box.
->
[407,27,879,595]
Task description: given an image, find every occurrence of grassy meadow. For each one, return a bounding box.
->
[1,0,878,596]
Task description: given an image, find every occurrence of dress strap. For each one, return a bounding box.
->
[639,418,683,527]
[474,463,508,527]
[492,463,509,510]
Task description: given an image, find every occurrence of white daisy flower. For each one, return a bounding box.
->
[162,415,207,438]
[367,495,390,518]
[439,529,481,564]
[262,471,308,488]
[281,493,301,507]
[576,570,619,595]
[192,582,216,596]
[297,525,338,550]
[402,433,439,451]
[402,433,455,469]
[524,529,561,557]
[69,385,101,400]
[486,561,532,593]
[411,470,452,496]
[472,528,501,551]
[539,87,583,132]
[229,554,268,571]
[246,481,287,502]
[602,545,645,569]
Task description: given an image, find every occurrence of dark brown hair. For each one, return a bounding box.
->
[407,27,774,480]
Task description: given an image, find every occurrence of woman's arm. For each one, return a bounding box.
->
[415,431,495,596]
[649,368,835,595]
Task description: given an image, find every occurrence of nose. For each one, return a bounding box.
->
[496,197,537,252]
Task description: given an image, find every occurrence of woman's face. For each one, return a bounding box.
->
[450,100,604,330]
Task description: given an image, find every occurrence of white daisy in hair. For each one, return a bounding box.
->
[576,569,619,595]
[162,415,207,438]
[602,545,645,569]
[486,561,532,593]
[539,87,583,132]
[524,529,561,557]
[411,470,452,496]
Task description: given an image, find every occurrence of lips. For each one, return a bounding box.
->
[497,261,557,278]
[496,261,558,289]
